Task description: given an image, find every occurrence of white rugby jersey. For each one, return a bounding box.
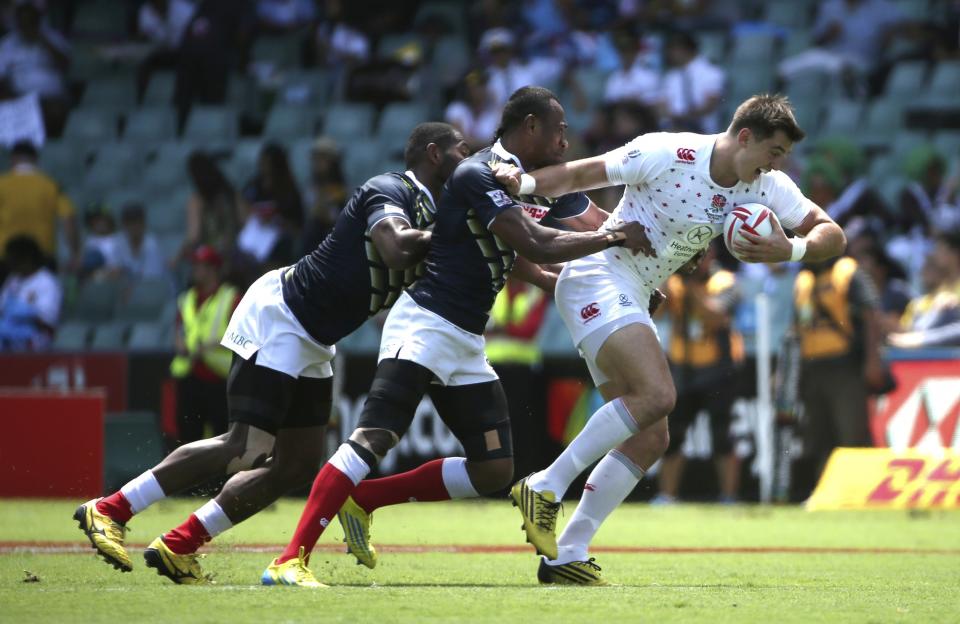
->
[601,131,814,289]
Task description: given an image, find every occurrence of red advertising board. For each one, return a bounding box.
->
[0,353,127,412]
[871,359,960,449]
[0,389,105,497]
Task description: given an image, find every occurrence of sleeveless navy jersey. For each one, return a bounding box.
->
[282,172,435,345]
[408,142,589,335]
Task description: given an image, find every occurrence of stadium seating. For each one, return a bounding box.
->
[183,106,239,142]
[142,71,176,107]
[62,109,117,143]
[89,322,129,351]
[103,411,166,492]
[883,60,928,101]
[67,279,121,322]
[378,102,431,148]
[115,278,174,322]
[252,35,304,68]
[127,321,168,351]
[820,100,864,136]
[123,107,178,143]
[80,77,138,114]
[263,104,317,141]
[321,103,376,144]
[51,321,91,351]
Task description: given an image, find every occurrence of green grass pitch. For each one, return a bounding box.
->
[1,498,958,623]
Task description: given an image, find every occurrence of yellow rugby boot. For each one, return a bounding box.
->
[143,536,212,585]
[510,475,560,560]
[73,499,132,572]
[261,547,328,588]
[337,496,378,569]
[537,557,609,586]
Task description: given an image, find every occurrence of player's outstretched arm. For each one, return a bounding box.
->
[490,207,654,264]
[493,156,611,199]
[735,204,845,263]
[511,256,560,294]
[370,217,431,270]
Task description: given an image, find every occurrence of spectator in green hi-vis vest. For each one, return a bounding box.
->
[170,245,239,443]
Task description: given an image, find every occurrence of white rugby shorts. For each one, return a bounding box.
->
[555,251,659,386]
[379,291,498,386]
[221,268,335,379]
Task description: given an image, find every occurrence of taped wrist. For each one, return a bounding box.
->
[790,237,808,262]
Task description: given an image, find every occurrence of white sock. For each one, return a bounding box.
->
[329,444,371,485]
[441,457,479,499]
[552,450,644,565]
[528,398,638,500]
[120,470,166,514]
[194,500,233,539]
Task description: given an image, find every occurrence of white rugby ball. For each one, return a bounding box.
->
[723,203,779,262]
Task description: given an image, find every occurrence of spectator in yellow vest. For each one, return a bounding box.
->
[170,245,240,444]
[794,254,884,479]
[654,243,744,504]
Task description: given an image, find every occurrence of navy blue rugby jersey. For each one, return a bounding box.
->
[281,171,436,345]
[407,141,589,335]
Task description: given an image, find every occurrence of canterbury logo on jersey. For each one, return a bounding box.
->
[676,148,696,162]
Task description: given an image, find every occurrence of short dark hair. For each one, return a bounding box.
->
[4,234,44,267]
[666,29,698,52]
[730,94,806,143]
[404,122,461,168]
[936,229,960,253]
[10,140,38,159]
[495,86,559,139]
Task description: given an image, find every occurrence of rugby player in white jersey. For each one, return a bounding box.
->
[496,94,847,584]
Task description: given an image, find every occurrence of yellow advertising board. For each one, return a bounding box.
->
[806,448,960,511]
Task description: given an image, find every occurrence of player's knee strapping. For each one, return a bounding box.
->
[348,374,423,467]
[457,419,514,461]
[225,426,274,474]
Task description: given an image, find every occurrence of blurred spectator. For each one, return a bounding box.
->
[78,202,121,280]
[255,0,316,33]
[582,100,659,207]
[0,234,61,350]
[300,136,346,252]
[813,138,893,230]
[896,253,956,333]
[444,69,500,151]
[0,140,78,272]
[655,243,743,504]
[169,245,239,444]
[794,255,884,478]
[238,142,304,270]
[847,225,911,335]
[136,0,197,101]
[0,0,70,136]
[889,231,960,348]
[309,0,370,73]
[898,145,958,234]
[628,0,736,32]
[602,27,660,107]
[114,203,167,281]
[478,27,564,107]
[660,29,724,133]
[174,0,254,125]
[779,0,909,95]
[178,151,243,267]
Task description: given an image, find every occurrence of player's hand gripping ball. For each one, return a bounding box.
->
[723,203,780,262]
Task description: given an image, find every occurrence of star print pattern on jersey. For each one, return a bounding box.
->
[601,131,814,289]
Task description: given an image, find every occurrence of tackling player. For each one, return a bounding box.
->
[74,123,471,584]
[260,86,655,587]
[497,94,846,584]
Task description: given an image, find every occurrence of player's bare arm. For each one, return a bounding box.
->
[555,200,609,232]
[734,204,845,263]
[489,207,655,264]
[493,157,611,199]
[370,217,431,270]
[511,255,560,294]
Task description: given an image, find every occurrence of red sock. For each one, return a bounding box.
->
[277,463,356,564]
[162,514,211,555]
[352,458,449,513]
[95,491,134,524]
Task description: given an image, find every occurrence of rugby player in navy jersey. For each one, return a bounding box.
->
[262,86,656,587]
[74,123,471,584]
